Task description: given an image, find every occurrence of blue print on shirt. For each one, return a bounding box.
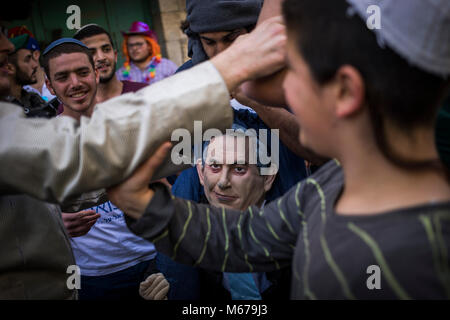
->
[93,201,124,224]
[95,201,118,214]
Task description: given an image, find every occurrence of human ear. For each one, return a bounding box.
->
[45,77,56,96]
[6,62,15,76]
[263,172,277,192]
[196,159,205,187]
[334,65,365,118]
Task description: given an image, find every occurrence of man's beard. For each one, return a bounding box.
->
[99,61,116,84]
[0,76,11,99]
[131,52,151,64]
[64,87,97,114]
[16,67,37,86]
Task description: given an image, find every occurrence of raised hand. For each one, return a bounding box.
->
[211,15,287,91]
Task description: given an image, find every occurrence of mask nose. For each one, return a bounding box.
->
[217,168,231,190]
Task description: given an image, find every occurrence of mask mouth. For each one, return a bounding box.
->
[213,191,238,202]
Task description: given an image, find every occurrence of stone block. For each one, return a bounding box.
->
[158,0,180,12]
[161,11,187,41]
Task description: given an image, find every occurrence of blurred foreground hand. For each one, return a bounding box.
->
[139,273,170,300]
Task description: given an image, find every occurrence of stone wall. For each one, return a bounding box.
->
[153,0,188,67]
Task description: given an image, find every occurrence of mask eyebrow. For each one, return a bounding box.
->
[206,158,220,164]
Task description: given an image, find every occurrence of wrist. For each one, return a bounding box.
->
[125,188,155,220]
[211,51,251,92]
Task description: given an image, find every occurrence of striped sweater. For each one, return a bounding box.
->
[126,160,450,299]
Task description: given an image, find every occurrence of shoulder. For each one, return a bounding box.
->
[233,108,265,130]
[27,90,46,102]
[157,58,178,77]
[159,58,178,70]
[175,60,194,73]
[116,66,125,79]
[172,167,201,201]
[351,204,450,299]
[160,57,177,66]
[306,160,343,189]
[290,160,343,213]
[0,101,24,117]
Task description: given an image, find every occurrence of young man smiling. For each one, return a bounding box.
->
[42,32,156,301]
[42,39,99,121]
[73,24,147,103]
[66,25,158,301]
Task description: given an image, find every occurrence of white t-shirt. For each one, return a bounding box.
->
[70,201,156,276]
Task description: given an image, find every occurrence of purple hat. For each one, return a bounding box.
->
[121,21,158,42]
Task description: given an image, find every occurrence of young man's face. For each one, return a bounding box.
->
[47,52,98,114]
[283,34,335,157]
[0,31,14,97]
[127,35,152,63]
[199,28,248,58]
[81,33,117,84]
[9,48,38,85]
[197,135,275,211]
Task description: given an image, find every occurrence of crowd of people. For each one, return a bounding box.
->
[0,0,449,301]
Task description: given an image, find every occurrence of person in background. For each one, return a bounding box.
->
[44,27,157,300]
[74,24,147,103]
[8,26,56,103]
[116,21,177,85]
[5,33,54,117]
[145,127,292,300]
[192,129,288,300]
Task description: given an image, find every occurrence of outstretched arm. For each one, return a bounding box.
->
[107,143,302,273]
[0,17,287,204]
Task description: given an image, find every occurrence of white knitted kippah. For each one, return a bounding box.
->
[347,0,450,78]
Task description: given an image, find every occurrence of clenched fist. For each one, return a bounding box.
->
[139,273,170,300]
